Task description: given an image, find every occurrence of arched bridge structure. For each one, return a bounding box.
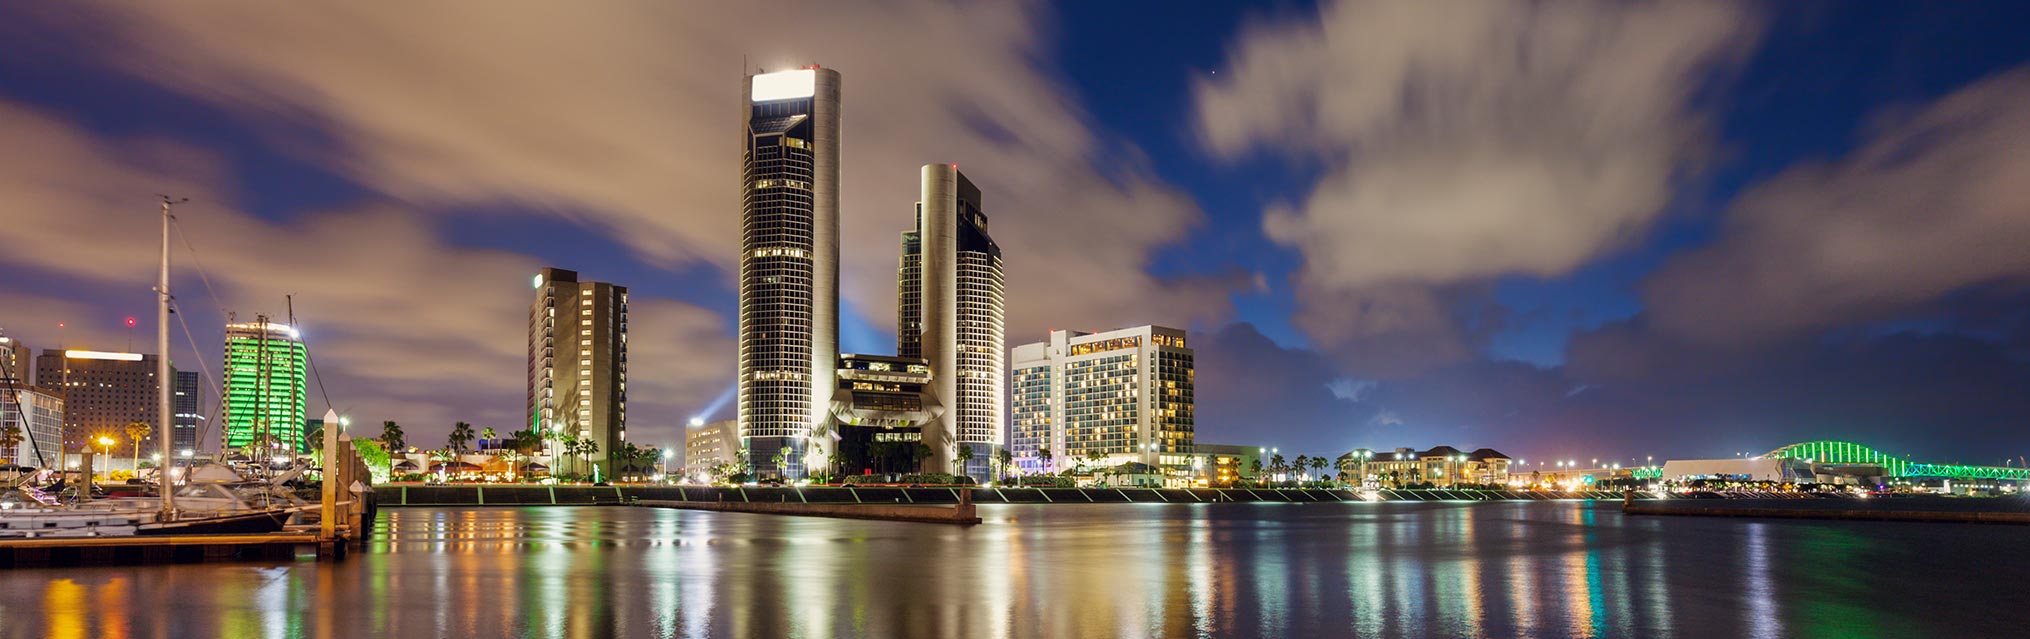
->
[1764,440,2029,481]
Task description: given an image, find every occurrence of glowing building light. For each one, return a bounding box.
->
[64,350,144,361]
[751,69,817,101]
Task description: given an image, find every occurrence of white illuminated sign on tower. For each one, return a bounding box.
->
[751,69,817,102]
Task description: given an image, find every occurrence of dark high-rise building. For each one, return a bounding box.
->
[528,267,629,477]
[902,165,1006,478]
[172,370,202,456]
[35,349,169,456]
[739,66,842,479]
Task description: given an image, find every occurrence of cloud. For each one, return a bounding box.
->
[0,101,730,446]
[1642,67,2030,345]
[18,0,1232,341]
[1190,323,1378,455]
[1196,0,1760,374]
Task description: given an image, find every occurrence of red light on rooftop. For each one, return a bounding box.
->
[125,317,137,327]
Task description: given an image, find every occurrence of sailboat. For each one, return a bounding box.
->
[0,197,315,538]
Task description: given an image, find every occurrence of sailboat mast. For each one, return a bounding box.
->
[158,196,184,517]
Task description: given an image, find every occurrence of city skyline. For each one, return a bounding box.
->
[0,2,2028,467]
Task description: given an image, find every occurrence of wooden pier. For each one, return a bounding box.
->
[0,532,344,568]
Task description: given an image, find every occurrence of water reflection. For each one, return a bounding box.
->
[1,501,2026,638]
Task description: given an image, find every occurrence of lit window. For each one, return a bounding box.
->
[581,340,591,346]
[581,309,592,316]
[581,330,591,336]
[580,359,591,366]
[581,319,592,326]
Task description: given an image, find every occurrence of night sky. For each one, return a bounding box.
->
[2,1,2026,467]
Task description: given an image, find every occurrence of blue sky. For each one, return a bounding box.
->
[1,1,2027,465]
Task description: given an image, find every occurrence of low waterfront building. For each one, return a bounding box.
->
[1343,446,1512,488]
[829,354,935,477]
[1192,443,1262,487]
[684,419,738,478]
[1659,458,1816,484]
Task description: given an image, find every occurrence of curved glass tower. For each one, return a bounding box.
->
[906,165,1005,478]
[739,67,841,479]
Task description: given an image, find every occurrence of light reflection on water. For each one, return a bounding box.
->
[0,501,2024,638]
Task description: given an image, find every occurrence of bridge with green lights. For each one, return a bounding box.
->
[1763,440,2029,481]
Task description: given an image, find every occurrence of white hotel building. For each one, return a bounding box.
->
[1009,326,1194,476]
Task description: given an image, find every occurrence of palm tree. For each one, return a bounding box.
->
[479,427,497,450]
[1294,455,1311,482]
[1310,457,1327,484]
[912,442,934,474]
[125,421,152,472]
[0,424,23,464]
[955,445,976,479]
[1038,447,1054,473]
[448,422,475,455]
[1249,458,1264,479]
[499,449,526,482]
[996,448,1014,481]
[380,420,406,452]
[574,438,600,479]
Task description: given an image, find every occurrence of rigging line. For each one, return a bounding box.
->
[170,216,230,318]
[172,298,227,451]
[288,298,340,445]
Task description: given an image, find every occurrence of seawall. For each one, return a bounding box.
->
[376,485,1653,507]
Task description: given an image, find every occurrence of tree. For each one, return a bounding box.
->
[479,427,497,450]
[1271,454,1288,482]
[1310,457,1327,483]
[996,448,1014,480]
[1249,458,1263,477]
[304,421,325,457]
[1038,447,1054,472]
[499,449,526,482]
[125,421,152,472]
[380,421,406,452]
[449,422,475,455]
[913,442,934,474]
[510,428,541,454]
[955,445,976,479]
[1294,455,1311,482]
[574,438,600,477]
[0,424,23,464]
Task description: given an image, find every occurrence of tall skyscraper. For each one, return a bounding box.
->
[172,370,203,456]
[901,165,1005,478]
[739,66,842,479]
[527,267,629,476]
[221,319,307,454]
[1008,326,1195,483]
[35,349,167,456]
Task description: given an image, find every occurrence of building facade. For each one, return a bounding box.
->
[1,383,63,469]
[1007,326,1195,478]
[220,320,307,455]
[829,354,935,476]
[526,267,629,476]
[1341,446,1512,488]
[900,165,1005,479]
[171,370,202,456]
[684,419,738,478]
[35,349,167,456]
[0,329,29,387]
[738,66,842,479]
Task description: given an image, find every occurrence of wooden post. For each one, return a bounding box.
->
[321,409,339,543]
[79,451,93,498]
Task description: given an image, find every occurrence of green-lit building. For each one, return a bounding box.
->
[221,319,307,455]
